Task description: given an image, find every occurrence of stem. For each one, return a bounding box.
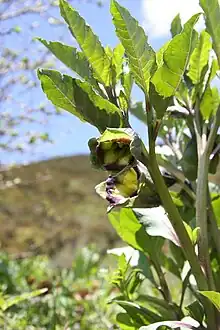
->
[151,258,172,304]
[145,97,207,289]
[207,191,220,259]
[206,106,220,156]
[148,141,217,330]
[149,145,207,289]
[179,270,191,312]
[194,104,219,291]
[196,149,215,290]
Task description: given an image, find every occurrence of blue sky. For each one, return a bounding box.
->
[2,0,203,165]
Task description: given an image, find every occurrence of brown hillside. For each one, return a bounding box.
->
[0,155,117,266]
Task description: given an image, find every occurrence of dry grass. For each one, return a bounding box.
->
[0,155,118,265]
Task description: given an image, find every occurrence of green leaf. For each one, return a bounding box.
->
[126,269,144,295]
[119,90,128,110]
[122,71,133,101]
[149,83,172,119]
[186,300,204,324]
[130,102,147,124]
[212,193,220,226]
[113,43,125,81]
[160,254,181,278]
[38,69,84,120]
[187,31,212,84]
[108,208,163,255]
[138,294,178,317]
[38,69,122,132]
[179,138,198,181]
[137,252,155,283]
[199,291,220,311]
[108,208,148,252]
[183,221,194,243]
[156,41,170,68]
[0,289,47,312]
[170,242,185,269]
[170,14,182,37]
[38,39,96,85]
[116,313,137,330]
[60,0,111,85]
[111,0,155,93]
[114,300,161,326]
[133,207,181,246]
[74,79,122,131]
[98,127,134,143]
[200,0,220,65]
[152,14,200,97]
[140,317,200,329]
[199,58,219,98]
[200,86,219,119]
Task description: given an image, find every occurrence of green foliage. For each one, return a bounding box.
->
[37,1,220,329]
[187,31,211,85]
[200,86,219,119]
[199,291,220,311]
[170,14,182,37]
[152,14,200,97]
[38,69,122,132]
[133,207,180,246]
[60,0,111,86]
[111,0,155,94]
[0,248,117,329]
[200,0,220,64]
[38,39,98,88]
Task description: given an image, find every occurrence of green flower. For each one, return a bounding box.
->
[88,128,135,172]
[96,166,140,209]
[89,128,174,210]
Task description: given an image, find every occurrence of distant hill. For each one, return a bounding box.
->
[0,155,118,266]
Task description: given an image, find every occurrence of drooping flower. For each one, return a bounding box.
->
[89,128,164,210]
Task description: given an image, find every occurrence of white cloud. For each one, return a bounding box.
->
[142,0,203,38]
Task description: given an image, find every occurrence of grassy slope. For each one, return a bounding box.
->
[0,155,117,265]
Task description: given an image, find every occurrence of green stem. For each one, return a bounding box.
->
[149,144,207,289]
[196,149,215,290]
[148,142,217,330]
[151,258,172,304]
[207,191,220,259]
[145,97,206,288]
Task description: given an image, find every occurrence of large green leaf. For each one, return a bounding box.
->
[108,208,163,255]
[170,14,182,37]
[38,39,93,81]
[133,207,181,246]
[149,83,172,119]
[114,300,161,326]
[38,69,122,132]
[199,291,220,311]
[60,0,111,86]
[156,41,170,68]
[200,86,219,119]
[187,31,212,84]
[200,0,220,65]
[111,0,155,93]
[152,14,200,97]
[108,208,148,252]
